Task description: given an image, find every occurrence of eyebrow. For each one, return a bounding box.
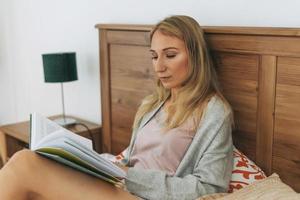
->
[149,47,179,52]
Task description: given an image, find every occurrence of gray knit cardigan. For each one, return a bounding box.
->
[124,96,233,200]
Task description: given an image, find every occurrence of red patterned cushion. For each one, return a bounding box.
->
[228,146,266,193]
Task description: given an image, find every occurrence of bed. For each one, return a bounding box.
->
[95,24,300,194]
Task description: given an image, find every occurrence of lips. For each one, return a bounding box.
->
[159,76,171,79]
[159,76,171,81]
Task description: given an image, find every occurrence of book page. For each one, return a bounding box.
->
[64,139,126,178]
[37,137,125,178]
[30,113,92,150]
[30,113,62,149]
[36,149,124,187]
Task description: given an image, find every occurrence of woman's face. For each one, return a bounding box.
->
[150,30,189,93]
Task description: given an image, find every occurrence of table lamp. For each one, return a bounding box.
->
[42,52,78,126]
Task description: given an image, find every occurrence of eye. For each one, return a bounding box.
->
[151,53,158,60]
[151,56,158,60]
[165,51,177,59]
[166,54,176,58]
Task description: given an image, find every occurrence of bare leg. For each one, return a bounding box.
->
[0,150,137,200]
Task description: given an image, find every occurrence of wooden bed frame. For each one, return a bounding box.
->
[95,24,300,192]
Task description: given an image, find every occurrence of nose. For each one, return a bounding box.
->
[153,57,167,72]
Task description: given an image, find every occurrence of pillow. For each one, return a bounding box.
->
[228,146,266,193]
[219,173,300,200]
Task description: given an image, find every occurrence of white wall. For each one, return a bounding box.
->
[1,0,300,125]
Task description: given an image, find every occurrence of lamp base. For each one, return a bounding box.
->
[54,117,76,127]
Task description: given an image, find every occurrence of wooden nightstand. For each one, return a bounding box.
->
[0,115,102,166]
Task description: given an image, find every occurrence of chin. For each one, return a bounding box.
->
[161,83,178,90]
[161,83,171,89]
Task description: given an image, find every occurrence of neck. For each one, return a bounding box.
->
[165,89,177,107]
[170,89,177,102]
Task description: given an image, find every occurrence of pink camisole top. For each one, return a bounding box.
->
[129,107,196,175]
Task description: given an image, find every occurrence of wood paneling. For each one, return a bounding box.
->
[207,35,300,57]
[273,157,300,193]
[107,31,150,45]
[277,57,300,86]
[274,57,300,192]
[203,26,300,36]
[109,40,154,154]
[99,29,112,152]
[215,53,258,161]
[256,55,277,175]
[110,44,154,93]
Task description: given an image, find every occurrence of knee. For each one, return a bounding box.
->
[5,149,37,171]
[1,150,40,197]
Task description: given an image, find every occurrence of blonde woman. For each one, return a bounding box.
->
[0,15,233,200]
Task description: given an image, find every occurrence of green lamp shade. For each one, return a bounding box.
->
[42,52,78,83]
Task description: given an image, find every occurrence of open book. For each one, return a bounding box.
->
[30,113,126,187]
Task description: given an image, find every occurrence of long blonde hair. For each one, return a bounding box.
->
[133,15,232,130]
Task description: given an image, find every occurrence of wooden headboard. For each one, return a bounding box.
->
[95,24,300,192]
